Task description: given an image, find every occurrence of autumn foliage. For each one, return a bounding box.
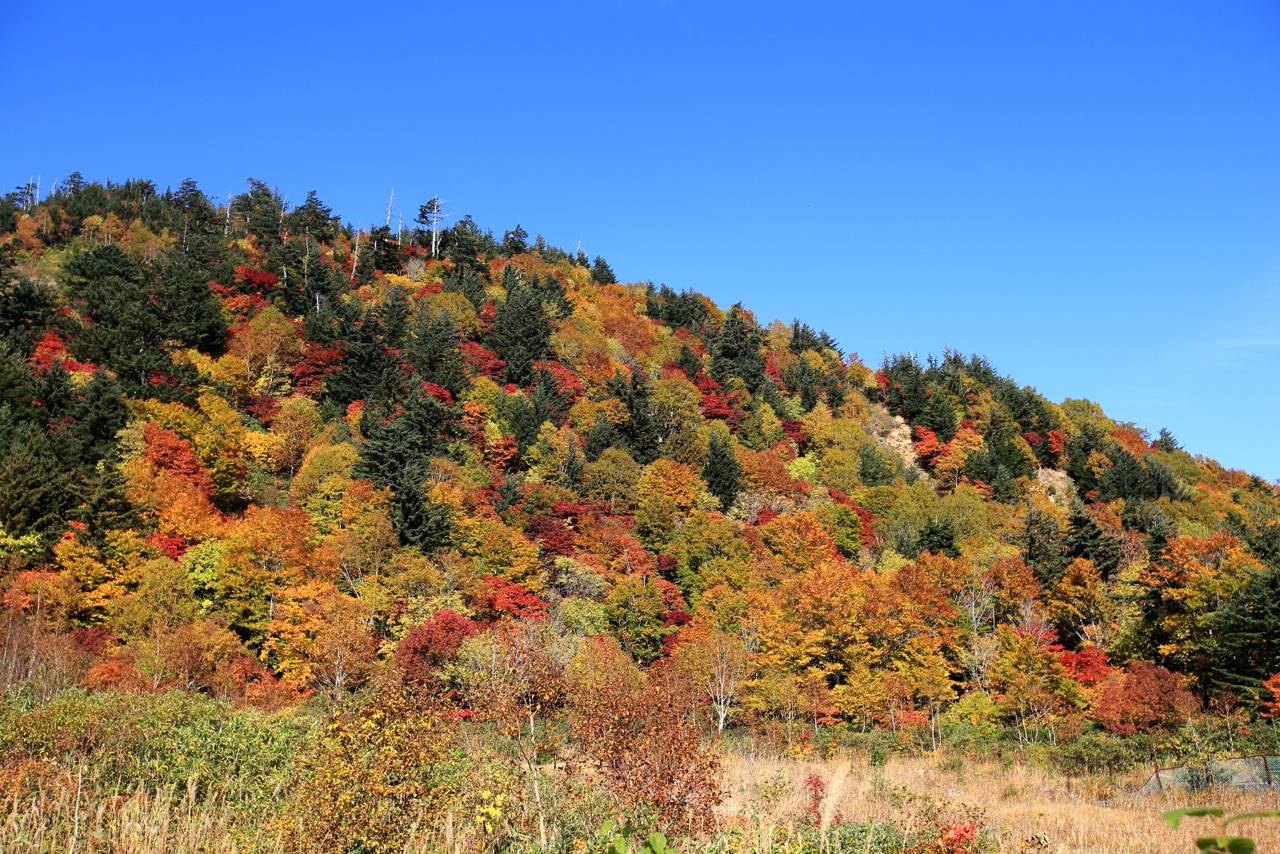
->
[2,176,1279,850]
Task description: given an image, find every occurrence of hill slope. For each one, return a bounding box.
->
[2,176,1279,772]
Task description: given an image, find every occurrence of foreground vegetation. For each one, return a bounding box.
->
[2,687,1277,853]
[1,175,1279,851]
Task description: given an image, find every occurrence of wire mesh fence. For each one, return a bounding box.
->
[1140,755,1280,794]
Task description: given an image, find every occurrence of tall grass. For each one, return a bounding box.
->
[1,771,285,853]
[719,750,1280,853]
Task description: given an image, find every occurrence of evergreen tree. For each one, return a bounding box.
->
[0,276,56,354]
[921,388,958,442]
[286,190,337,242]
[583,412,617,462]
[918,517,960,558]
[1065,502,1122,579]
[487,278,551,386]
[154,253,226,353]
[992,464,1019,503]
[501,225,529,255]
[531,272,572,317]
[1205,566,1280,694]
[377,285,411,350]
[1099,447,1148,502]
[0,426,80,548]
[711,304,765,393]
[390,463,452,551]
[789,320,823,354]
[1023,505,1066,584]
[702,431,742,511]
[675,343,702,377]
[235,179,285,246]
[1153,427,1180,453]
[880,355,928,421]
[608,371,659,464]
[1123,501,1174,559]
[858,441,896,486]
[405,310,465,393]
[442,264,487,309]
[77,453,138,544]
[64,245,168,389]
[362,224,402,277]
[590,255,616,284]
[326,311,396,406]
[354,389,456,489]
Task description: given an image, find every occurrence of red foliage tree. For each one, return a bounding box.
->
[460,341,506,380]
[1261,673,1280,719]
[142,423,215,498]
[1060,644,1112,688]
[912,425,945,466]
[476,575,549,621]
[1046,428,1067,457]
[395,610,482,683]
[420,381,454,405]
[1091,661,1196,735]
[69,625,115,656]
[227,655,303,711]
[30,329,95,374]
[83,657,146,692]
[533,360,583,402]
[291,342,344,396]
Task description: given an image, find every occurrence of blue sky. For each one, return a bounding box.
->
[4,1,1278,479]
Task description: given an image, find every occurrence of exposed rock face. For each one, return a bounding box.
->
[1034,467,1076,506]
[867,404,924,476]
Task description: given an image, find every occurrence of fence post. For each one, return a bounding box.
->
[1264,755,1273,789]
[1154,765,1164,793]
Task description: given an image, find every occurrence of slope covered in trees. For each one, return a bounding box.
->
[2,175,1279,850]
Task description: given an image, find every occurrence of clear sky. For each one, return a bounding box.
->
[3,1,1278,480]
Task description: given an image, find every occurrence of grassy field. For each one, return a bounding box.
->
[4,748,1277,853]
[720,751,1280,853]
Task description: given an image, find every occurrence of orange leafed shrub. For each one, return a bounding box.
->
[567,637,723,835]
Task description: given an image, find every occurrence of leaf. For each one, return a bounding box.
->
[1226,839,1256,854]
[645,831,671,853]
[1224,811,1280,827]
[1165,807,1225,828]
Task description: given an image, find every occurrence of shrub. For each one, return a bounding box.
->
[281,681,463,853]
[1050,731,1154,776]
[0,689,314,808]
[567,637,723,836]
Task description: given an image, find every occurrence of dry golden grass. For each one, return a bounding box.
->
[4,750,1277,852]
[0,773,286,854]
[719,748,1280,853]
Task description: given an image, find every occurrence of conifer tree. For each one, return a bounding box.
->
[1065,502,1122,579]
[390,463,452,551]
[584,413,617,462]
[590,255,616,284]
[488,278,551,385]
[702,430,742,511]
[406,310,466,394]
[922,388,958,442]
[858,441,897,486]
[918,516,960,557]
[1023,505,1066,584]
[711,304,765,393]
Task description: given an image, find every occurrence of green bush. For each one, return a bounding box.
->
[839,730,900,767]
[1050,731,1154,776]
[0,689,316,808]
[938,692,1003,755]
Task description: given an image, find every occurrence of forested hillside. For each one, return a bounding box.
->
[2,175,1278,852]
